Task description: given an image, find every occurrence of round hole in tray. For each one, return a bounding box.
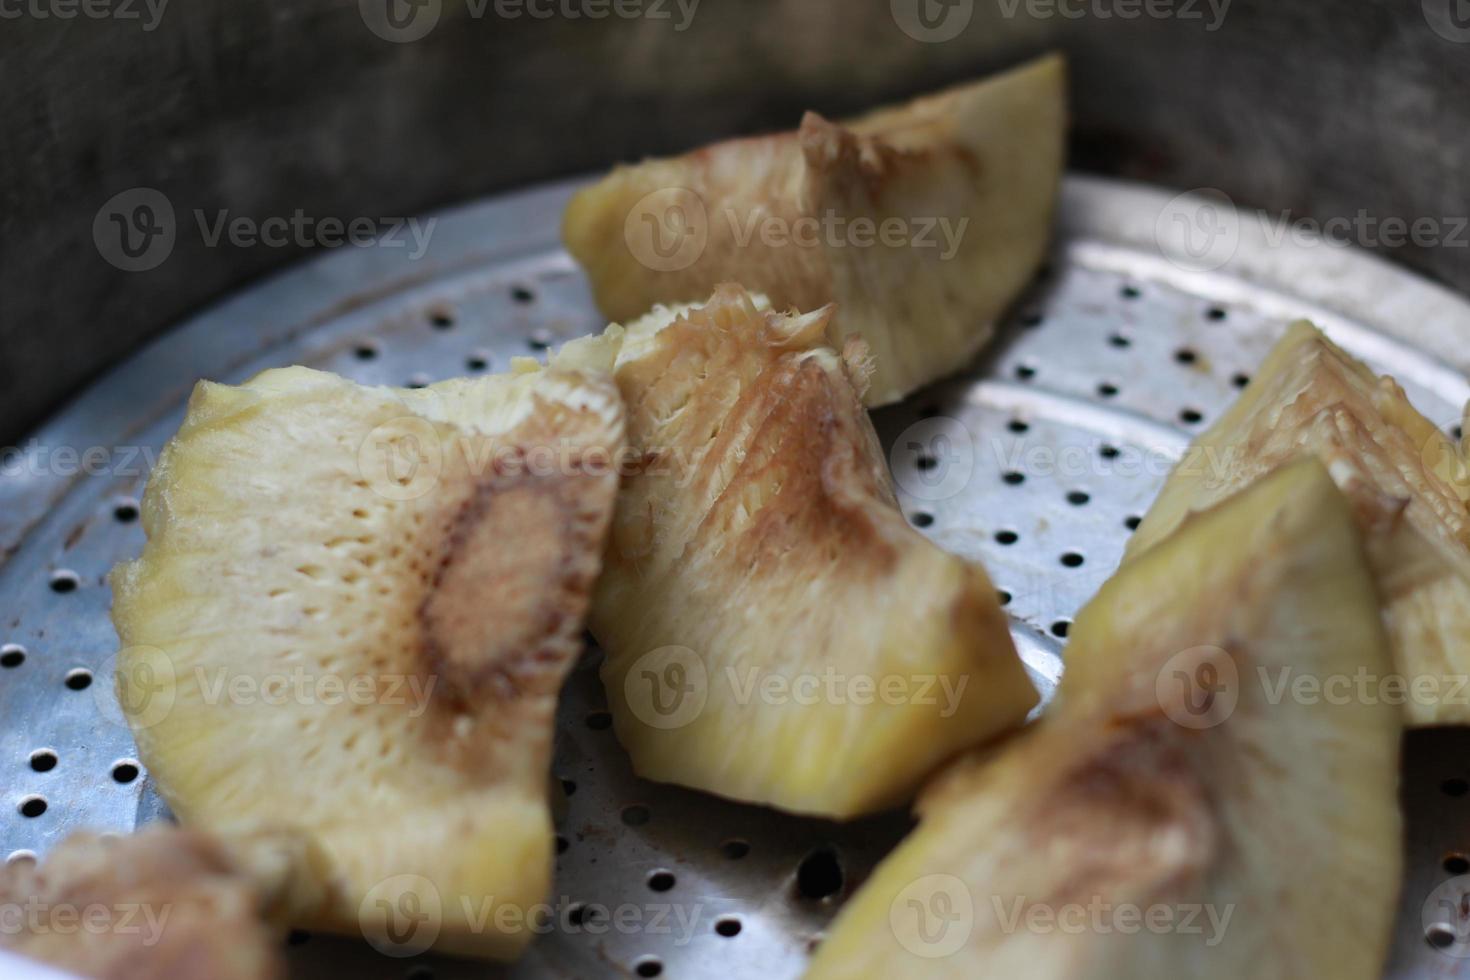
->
[29,750,57,773]
[796,846,844,901]
[1427,923,1458,949]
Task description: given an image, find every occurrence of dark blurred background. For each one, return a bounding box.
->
[2,0,1466,441]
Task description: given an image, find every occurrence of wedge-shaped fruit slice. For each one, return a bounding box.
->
[111,364,625,959]
[1128,320,1470,725]
[806,459,1402,979]
[0,825,319,980]
[553,285,1037,818]
[562,55,1066,406]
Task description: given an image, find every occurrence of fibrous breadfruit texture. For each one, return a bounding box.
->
[110,364,625,959]
[553,285,1038,819]
[1127,320,1470,726]
[806,459,1402,980]
[0,825,318,980]
[562,55,1066,406]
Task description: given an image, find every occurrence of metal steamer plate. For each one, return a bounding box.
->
[3,176,1470,979]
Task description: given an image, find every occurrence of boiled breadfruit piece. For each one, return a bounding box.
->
[806,459,1402,980]
[563,54,1066,406]
[553,285,1038,819]
[1128,320,1470,725]
[110,363,625,959]
[0,825,322,980]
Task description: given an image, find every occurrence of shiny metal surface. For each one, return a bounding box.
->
[7,0,1470,443]
[3,174,1470,977]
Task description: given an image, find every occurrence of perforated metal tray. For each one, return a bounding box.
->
[3,175,1470,979]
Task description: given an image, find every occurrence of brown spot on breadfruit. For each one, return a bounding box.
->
[409,398,623,781]
[1027,714,1217,904]
[419,468,596,706]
